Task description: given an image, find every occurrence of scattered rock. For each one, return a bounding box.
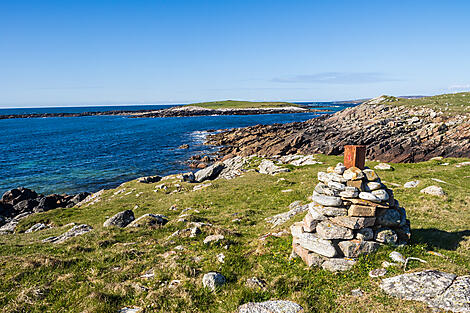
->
[25,223,49,233]
[238,300,303,313]
[103,210,135,227]
[42,224,93,243]
[194,162,225,182]
[118,307,143,313]
[374,163,393,170]
[258,159,290,175]
[202,272,226,291]
[0,212,32,234]
[351,288,364,297]
[217,253,225,263]
[127,213,168,227]
[265,202,308,227]
[203,234,224,245]
[404,180,420,188]
[369,268,387,278]
[246,277,267,289]
[389,251,406,263]
[193,183,212,191]
[420,185,445,196]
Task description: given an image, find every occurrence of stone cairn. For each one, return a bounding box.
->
[291,147,411,272]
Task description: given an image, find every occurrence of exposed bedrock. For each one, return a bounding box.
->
[207,100,470,163]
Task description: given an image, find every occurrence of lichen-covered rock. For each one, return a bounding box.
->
[380,270,470,312]
[316,221,353,240]
[312,192,343,207]
[103,210,135,227]
[298,232,337,258]
[338,240,380,258]
[238,300,304,313]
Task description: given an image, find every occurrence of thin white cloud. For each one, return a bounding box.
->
[448,84,470,90]
[272,72,400,84]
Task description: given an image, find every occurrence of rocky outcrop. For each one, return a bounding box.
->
[380,270,470,312]
[207,98,470,163]
[0,188,90,232]
[103,210,135,227]
[42,224,93,243]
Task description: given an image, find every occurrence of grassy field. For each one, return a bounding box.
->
[184,100,302,109]
[382,92,470,114]
[1,155,469,312]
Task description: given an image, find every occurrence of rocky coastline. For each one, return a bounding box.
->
[206,96,470,163]
[0,105,326,120]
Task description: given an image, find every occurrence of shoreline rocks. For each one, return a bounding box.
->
[291,163,410,271]
[206,97,470,163]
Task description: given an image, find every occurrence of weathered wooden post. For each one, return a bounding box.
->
[344,145,366,169]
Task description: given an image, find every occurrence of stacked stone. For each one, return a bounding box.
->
[291,163,411,271]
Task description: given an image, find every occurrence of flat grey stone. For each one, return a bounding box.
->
[330,216,376,229]
[338,240,380,258]
[316,221,353,240]
[372,189,389,201]
[298,232,338,258]
[359,192,381,202]
[431,276,470,312]
[328,181,346,191]
[380,270,456,301]
[312,192,343,207]
[310,203,346,217]
[238,300,303,313]
[366,181,382,191]
[314,183,339,196]
[322,258,356,272]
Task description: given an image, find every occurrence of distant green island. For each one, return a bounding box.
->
[185,100,303,109]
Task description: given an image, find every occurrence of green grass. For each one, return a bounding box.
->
[1,155,469,312]
[185,100,302,109]
[378,92,470,114]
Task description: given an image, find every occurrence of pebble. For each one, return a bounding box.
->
[351,288,364,297]
[203,234,224,245]
[369,268,387,278]
[217,253,225,263]
[389,251,406,263]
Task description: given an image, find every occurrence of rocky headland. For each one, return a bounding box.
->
[207,95,470,163]
[0,105,325,120]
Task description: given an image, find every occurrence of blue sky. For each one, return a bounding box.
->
[1,0,470,107]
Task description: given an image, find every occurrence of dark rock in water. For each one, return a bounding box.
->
[103,210,135,227]
[1,187,38,207]
[137,175,161,183]
[194,162,225,182]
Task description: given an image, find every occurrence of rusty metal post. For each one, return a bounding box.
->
[344,145,366,169]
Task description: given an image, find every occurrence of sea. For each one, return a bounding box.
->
[0,102,357,195]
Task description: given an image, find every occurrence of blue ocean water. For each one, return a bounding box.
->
[0,102,355,195]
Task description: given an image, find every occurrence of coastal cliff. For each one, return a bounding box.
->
[207,93,470,163]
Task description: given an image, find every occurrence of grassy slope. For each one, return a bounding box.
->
[384,92,470,114]
[184,100,302,109]
[1,155,470,312]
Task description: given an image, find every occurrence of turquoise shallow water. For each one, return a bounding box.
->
[0,103,355,195]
